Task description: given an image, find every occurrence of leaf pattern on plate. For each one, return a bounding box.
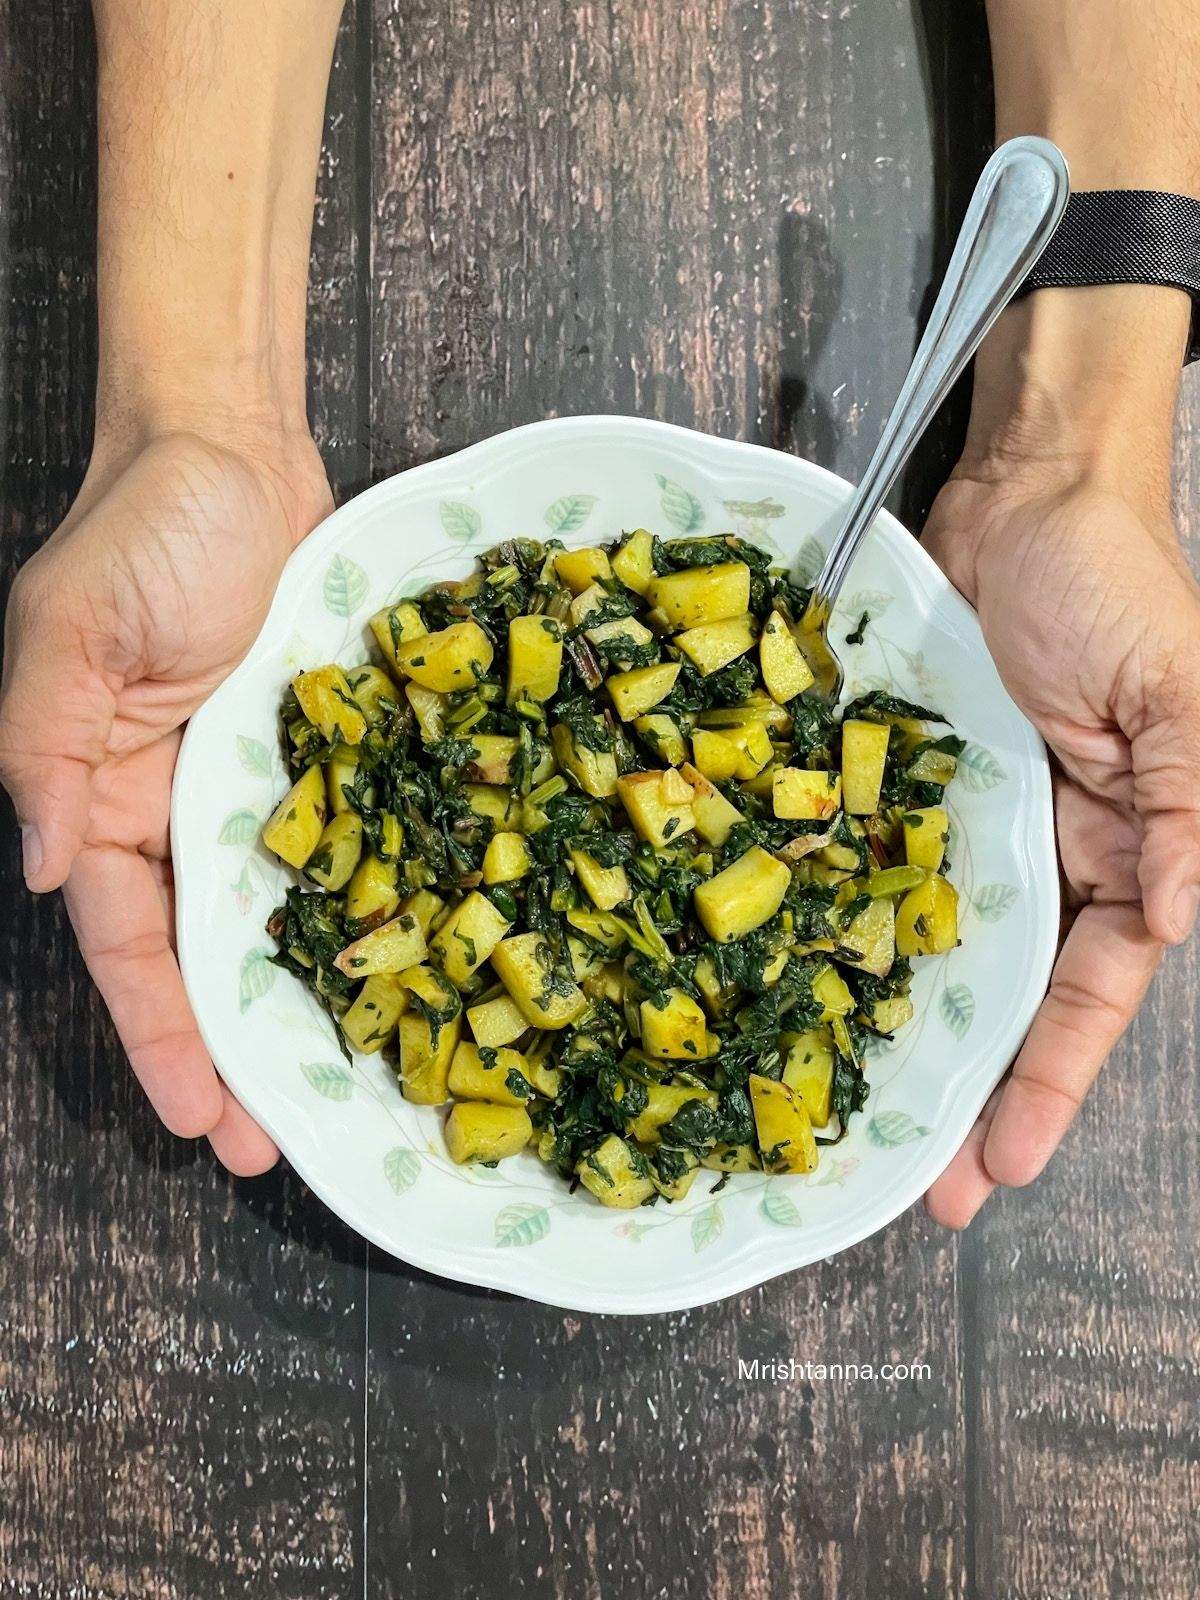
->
[690,1201,725,1253]
[793,535,826,586]
[238,948,277,1012]
[543,494,597,536]
[655,473,705,534]
[939,982,976,1040]
[843,589,894,617]
[973,883,1019,922]
[301,1061,355,1101]
[383,1146,421,1195]
[218,808,261,846]
[440,500,483,543]
[957,742,1006,792]
[760,1188,803,1227]
[867,1110,932,1148]
[723,496,785,519]
[236,734,272,779]
[494,1202,551,1247]
[323,554,369,618]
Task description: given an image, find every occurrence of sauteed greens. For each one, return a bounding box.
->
[263,531,962,1206]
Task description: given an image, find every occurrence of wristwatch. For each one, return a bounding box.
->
[1021,189,1200,363]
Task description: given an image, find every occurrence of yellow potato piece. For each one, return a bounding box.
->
[841,719,891,814]
[576,1135,656,1208]
[759,609,816,703]
[394,620,494,693]
[292,665,368,746]
[262,765,327,869]
[490,933,588,1029]
[903,805,949,872]
[648,562,751,628]
[616,770,695,848]
[445,1102,532,1164]
[554,546,612,594]
[429,891,512,985]
[466,992,530,1049]
[773,768,841,820]
[749,1073,818,1174]
[606,662,681,722]
[611,528,656,594]
[507,614,563,703]
[693,846,790,942]
[674,614,757,675]
[895,873,959,956]
[639,988,710,1060]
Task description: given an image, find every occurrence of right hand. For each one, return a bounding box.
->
[0,425,332,1173]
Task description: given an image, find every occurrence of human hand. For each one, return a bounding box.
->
[920,293,1200,1225]
[0,427,332,1173]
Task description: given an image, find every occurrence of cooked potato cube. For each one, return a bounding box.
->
[606,661,680,721]
[633,712,688,766]
[324,744,365,816]
[674,614,757,675]
[895,873,959,956]
[397,889,443,936]
[622,1080,715,1142]
[783,1028,835,1127]
[639,988,710,1060]
[690,728,742,783]
[701,1142,761,1172]
[394,620,494,693]
[773,768,842,820]
[448,1041,536,1106]
[838,895,895,978]
[370,601,427,675]
[903,805,949,871]
[694,954,736,1016]
[693,845,790,942]
[577,1135,656,1208]
[841,718,891,813]
[334,911,428,977]
[467,991,529,1048]
[908,745,958,785]
[404,682,446,742]
[305,812,363,891]
[647,562,751,628]
[292,665,368,746]
[490,932,588,1029]
[616,770,695,847]
[720,721,774,779]
[611,528,656,594]
[463,784,522,828]
[262,765,328,869]
[429,891,511,985]
[699,689,792,734]
[551,721,618,798]
[345,665,400,727]
[864,995,914,1035]
[812,964,854,1017]
[341,974,410,1054]
[344,852,401,931]
[397,968,461,1103]
[680,762,743,846]
[587,616,656,663]
[568,934,607,982]
[483,831,531,884]
[760,609,816,703]
[445,1101,532,1164]
[465,733,519,785]
[507,614,563,703]
[571,848,631,911]
[749,1072,818,1174]
[554,546,612,593]
[650,1149,701,1201]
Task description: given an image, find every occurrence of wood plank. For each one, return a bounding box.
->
[964,379,1200,1600]
[0,5,370,1595]
[364,2,981,1593]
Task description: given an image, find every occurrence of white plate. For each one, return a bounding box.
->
[172,416,1057,1315]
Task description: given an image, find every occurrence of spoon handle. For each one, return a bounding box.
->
[809,136,1070,613]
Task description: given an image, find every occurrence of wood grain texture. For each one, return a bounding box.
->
[1,0,1198,1596]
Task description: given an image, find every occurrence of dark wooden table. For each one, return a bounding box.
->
[2,3,1198,1596]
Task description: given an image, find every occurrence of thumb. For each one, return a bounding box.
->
[1133,656,1200,945]
[0,583,108,892]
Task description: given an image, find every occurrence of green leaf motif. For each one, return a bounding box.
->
[957,742,1006,793]
[544,494,597,536]
[691,1201,725,1253]
[236,735,272,779]
[383,1146,421,1195]
[793,535,826,586]
[939,982,976,1040]
[231,862,258,915]
[724,496,785,520]
[218,808,261,846]
[867,1110,932,1148]
[843,589,894,617]
[440,501,483,543]
[238,948,276,1012]
[655,473,705,534]
[301,1061,354,1101]
[973,883,1019,923]
[760,1188,803,1227]
[494,1202,551,1248]
[322,554,369,618]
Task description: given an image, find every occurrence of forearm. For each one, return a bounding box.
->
[968,0,1200,505]
[93,0,344,453]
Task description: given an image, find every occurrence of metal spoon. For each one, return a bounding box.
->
[798,135,1070,700]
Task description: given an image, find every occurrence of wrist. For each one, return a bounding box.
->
[959,286,1189,507]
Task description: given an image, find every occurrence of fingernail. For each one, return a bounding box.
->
[1172,883,1200,941]
[20,824,43,888]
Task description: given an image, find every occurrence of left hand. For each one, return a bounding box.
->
[920,461,1200,1227]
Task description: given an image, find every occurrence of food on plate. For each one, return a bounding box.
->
[264,531,964,1204]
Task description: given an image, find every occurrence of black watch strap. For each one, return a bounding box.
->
[1021,189,1200,364]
